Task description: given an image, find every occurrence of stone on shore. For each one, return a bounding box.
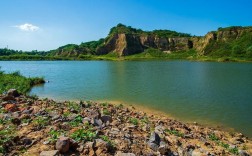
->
[55,137,70,153]
[40,150,59,156]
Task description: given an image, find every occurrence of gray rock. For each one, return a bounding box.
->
[91,118,103,127]
[40,150,59,156]
[55,137,70,153]
[148,142,159,151]
[149,132,161,145]
[158,141,169,155]
[115,151,136,156]
[7,89,19,97]
[239,150,249,156]
[82,117,91,124]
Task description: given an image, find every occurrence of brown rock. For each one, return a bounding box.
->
[55,137,70,153]
[4,104,18,112]
[7,89,20,97]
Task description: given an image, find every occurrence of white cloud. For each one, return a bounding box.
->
[14,23,40,31]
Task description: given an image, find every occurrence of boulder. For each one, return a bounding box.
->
[4,104,18,112]
[40,150,59,156]
[55,137,70,153]
[101,115,112,123]
[148,132,161,151]
[7,89,20,97]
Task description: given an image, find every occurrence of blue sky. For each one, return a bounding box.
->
[0,0,252,51]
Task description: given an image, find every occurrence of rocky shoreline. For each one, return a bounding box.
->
[0,89,251,156]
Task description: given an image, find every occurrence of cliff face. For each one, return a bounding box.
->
[193,27,252,55]
[96,25,252,57]
[97,34,193,56]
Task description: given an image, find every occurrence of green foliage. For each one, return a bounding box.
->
[232,45,246,56]
[67,101,81,112]
[229,147,239,155]
[48,130,65,143]
[151,30,191,38]
[70,128,96,142]
[129,118,139,125]
[140,116,150,124]
[102,109,111,115]
[100,135,115,147]
[0,69,45,94]
[70,115,83,127]
[165,129,184,137]
[209,133,219,141]
[33,116,49,128]
[0,125,16,154]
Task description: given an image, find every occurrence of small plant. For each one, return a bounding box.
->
[70,129,96,142]
[229,147,239,155]
[101,102,108,107]
[21,118,31,124]
[140,116,149,124]
[209,133,219,141]
[116,103,124,109]
[48,130,65,143]
[33,116,49,128]
[165,129,184,137]
[67,102,81,112]
[102,109,111,115]
[100,135,115,147]
[129,118,139,125]
[70,115,83,127]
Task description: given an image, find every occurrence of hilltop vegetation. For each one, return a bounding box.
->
[0,24,252,62]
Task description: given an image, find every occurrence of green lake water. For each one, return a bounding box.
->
[0,61,252,137]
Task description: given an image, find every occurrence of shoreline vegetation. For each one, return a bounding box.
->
[0,70,252,155]
[0,68,45,95]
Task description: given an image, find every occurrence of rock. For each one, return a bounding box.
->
[192,149,202,156]
[7,89,20,97]
[22,138,32,146]
[2,95,15,101]
[101,115,112,123]
[4,104,18,112]
[11,118,21,125]
[115,151,136,156]
[91,118,103,128]
[158,141,169,155]
[94,139,109,155]
[40,150,59,156]
[55,137,70,153]
[238,150,249,156]
[148,142,159,151]
[82,117,91,124]
[149,132,161,145]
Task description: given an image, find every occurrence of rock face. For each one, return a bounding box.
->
[193,26,252,55]
[97,33,193,56]
[97,25,252,57]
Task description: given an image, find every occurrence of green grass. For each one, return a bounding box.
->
[165,129,184,137]
[0,68,45,94]
[129,118,139,125]
[70,128,96,142]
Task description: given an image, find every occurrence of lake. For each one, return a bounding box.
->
[1,61,252,137]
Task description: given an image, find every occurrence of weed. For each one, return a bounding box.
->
[70,129,96,142]
[229,147,239,155]
[48,129,65,143]
[102,109,111,115]
[33,116,49,128]
[165,129,184,137]
[209,133,219,141]
[70,115,83,127]
[100,135,115,147]
[129,118,139,125]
